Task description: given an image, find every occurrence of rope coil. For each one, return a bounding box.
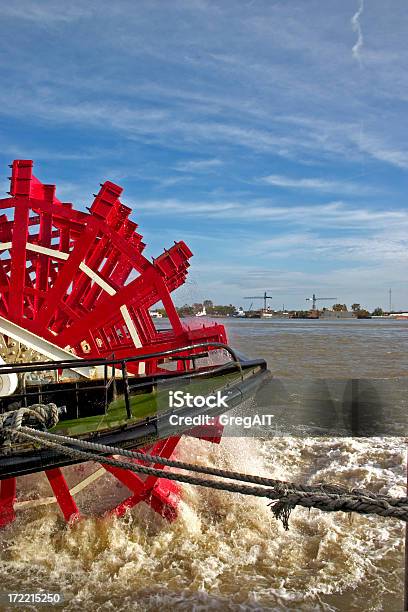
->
[0,403,59,446]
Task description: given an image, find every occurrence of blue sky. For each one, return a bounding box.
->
[0,0,407,311]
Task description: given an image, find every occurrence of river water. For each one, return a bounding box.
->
[0,318,407,611]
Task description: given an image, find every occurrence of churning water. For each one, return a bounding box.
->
[1,319,407,611]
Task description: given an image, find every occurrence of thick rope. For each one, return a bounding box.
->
[17,427,352,496]
[11,426,408,528]
[15,426,408,508]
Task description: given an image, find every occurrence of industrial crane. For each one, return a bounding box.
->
[244,291,273,312]
[306,293,337,311]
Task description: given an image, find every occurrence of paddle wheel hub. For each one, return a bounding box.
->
[0,160,227,526]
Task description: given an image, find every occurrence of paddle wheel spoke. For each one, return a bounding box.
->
[45,468,81,524]
[103,437,182,520]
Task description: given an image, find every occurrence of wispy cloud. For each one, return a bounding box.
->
[0,2,92,23]
[349,132,408,169]
[0,72,406,170]
[251,231,408,264]
[283,114,408,170]
[351,0,365,64]
[0,143,105,162]
[155,175,194,189]
[260,174,375,195]
[134,197,407,229]
[176,158,223,172]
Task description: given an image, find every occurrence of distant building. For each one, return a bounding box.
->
[319,310,356,319]
[389,312,408,319]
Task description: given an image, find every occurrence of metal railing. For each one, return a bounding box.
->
[0,342,242,421]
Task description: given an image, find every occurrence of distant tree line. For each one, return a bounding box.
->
[176,300,236,317]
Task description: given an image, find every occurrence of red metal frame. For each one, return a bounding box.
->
[0,160,228,526]
[0,160,227,375]
[104,436,182,521]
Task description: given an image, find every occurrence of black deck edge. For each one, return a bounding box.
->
[0,359,270,479]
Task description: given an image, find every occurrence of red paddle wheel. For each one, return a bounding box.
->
[0,160,226,526]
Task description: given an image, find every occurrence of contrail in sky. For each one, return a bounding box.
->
[351,0,364,64]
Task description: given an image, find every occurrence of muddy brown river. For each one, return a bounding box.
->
[0,318,407,611]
